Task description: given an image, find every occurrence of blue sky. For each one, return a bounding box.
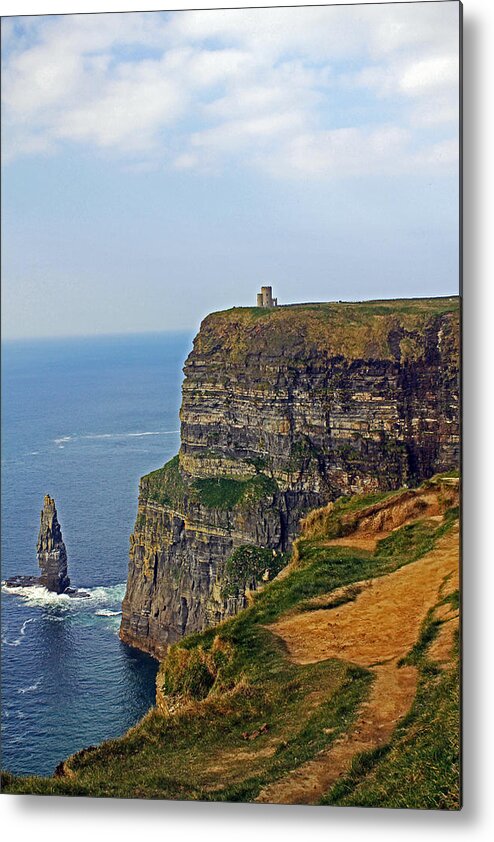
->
[1,3,460,339]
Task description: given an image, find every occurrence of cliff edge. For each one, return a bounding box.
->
[120,297,459,657]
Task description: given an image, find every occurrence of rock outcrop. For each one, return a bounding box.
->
[120,297,460,658]
[37,495,70,594]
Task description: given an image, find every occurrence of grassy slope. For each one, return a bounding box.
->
[1,479,460,803]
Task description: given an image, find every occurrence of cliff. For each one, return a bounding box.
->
[120,297,460,657]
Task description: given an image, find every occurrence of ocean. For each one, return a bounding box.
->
[1,331,192,776]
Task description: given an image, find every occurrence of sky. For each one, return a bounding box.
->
[1,1,460,340]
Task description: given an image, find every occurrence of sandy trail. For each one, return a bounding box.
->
[256,524,459,805]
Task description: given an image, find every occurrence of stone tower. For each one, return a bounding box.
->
[37,495,70,594]
[256,286,278,308]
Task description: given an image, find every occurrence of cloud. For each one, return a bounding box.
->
[399,55,458,95]
[54,59,184,152]
[256,125,412,179]
[1,5,460,179]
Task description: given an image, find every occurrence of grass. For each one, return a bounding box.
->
[375,519,440,562]
[2,476,460,804]
[221,545,287,599]
[140,456,278,512]
[140,455,187,508]
[194,473,278,510]
[300,584,362,613]
[299,488,398,541]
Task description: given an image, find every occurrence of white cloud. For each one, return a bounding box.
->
[1,4,460,178]
[257,125,411,179]
[399,55,459,95]
[54,60,184,152]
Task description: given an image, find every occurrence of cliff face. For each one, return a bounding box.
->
[120,298,460,657]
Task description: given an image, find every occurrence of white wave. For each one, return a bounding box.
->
[1,617,35,647]
[83,430,179,440]
[20,618,34,634]
[2,636,21,647]
[54,435,73,445]
[3,583,126,642]
[3,582,124,608]
[86,583,126,603]
[3,585,73,607]
[18,677,42,694]
[126,431,179,438]
[53,430,179,446]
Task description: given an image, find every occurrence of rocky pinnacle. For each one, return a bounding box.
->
[37,495,70,594]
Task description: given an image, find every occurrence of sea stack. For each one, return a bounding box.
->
[37,495,70,594]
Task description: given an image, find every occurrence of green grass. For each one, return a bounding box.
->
[222,545,287,598]
[140,455,187,508]
[193,476,247,509]
[194,473,278,510]
[300,584,362,612]
[140,456,278,512]
[258,523,447,627]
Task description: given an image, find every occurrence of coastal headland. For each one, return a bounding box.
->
[2,296,460,806]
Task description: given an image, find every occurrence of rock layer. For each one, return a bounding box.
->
[120,298,460,657]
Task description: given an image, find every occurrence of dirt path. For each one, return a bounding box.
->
[256,524,459,805]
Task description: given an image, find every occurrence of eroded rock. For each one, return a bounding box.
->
[37,495,70,594]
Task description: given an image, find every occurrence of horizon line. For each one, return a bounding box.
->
[1,291,460,343]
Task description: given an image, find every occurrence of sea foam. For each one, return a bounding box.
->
[2,582,126,612]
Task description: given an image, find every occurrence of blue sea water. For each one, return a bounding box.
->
[1,331,192,776]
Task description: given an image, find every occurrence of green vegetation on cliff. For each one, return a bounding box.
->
[2,476,460,806]
[140,455,187,507]
[140,454,278,512]
[221,545,287,598]
[195,472,278,509]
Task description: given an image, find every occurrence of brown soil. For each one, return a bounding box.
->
[428,615,459,666]
[256,523,459,805]
[270,526,459,668]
